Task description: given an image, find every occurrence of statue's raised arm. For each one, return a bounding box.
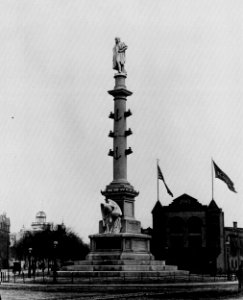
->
[113,37,128,74]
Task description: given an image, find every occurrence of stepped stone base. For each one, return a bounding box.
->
[60,257,185,284]
[62,259,177,272]
[60,232,187,283]
[57,269,190,284]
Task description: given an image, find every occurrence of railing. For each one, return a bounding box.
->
[0,270,237,285]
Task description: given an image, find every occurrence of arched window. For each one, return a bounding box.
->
[188,217,202,248]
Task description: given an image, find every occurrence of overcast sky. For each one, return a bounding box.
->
[1,0,243,242]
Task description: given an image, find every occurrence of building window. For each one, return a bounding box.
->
[169,217,185,248]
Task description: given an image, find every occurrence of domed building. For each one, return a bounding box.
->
[31,211,52,231]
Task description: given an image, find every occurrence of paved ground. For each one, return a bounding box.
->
[0,289,242,300]
[0,281,240,300]
[0,290,93,300]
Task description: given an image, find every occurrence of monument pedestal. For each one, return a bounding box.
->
[87,233,153,261]
[88,181,154,264]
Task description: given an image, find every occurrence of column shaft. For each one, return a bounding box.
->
[113,97,127,181]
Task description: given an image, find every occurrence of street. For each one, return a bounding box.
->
[0,290,97,300]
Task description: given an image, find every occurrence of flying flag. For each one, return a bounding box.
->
[157,165,173,197]
[213,161,237,193]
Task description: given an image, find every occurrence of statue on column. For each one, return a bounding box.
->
[112,37,127,74]
[101,198,122,233]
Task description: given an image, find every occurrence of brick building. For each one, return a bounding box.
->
[225,222,243,273]
[151,194,226,274]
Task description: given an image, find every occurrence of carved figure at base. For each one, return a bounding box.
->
[101,198,122,233]
[113,37,127,74]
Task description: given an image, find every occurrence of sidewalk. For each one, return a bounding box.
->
[0,279,239,293]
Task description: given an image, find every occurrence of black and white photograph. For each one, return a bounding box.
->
[0,1,243,299]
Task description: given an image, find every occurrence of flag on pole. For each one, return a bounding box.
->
[157,165,173,197]
[212,161,237,193]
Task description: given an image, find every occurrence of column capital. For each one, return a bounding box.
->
[108,88,132,98]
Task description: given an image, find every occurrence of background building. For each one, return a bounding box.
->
[151,194,229,274]
[10,211,53,264]
[31,211,53,231]
[11,211,53,241]
[225,222,243,273]
[0,213,10,268]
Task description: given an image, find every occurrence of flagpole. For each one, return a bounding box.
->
[211,158,214,200]
[157,159,159,201]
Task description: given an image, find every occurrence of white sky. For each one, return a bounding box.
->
[0,0,243,242]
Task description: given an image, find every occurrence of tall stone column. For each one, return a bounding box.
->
[88,38,153,261]
[110,74,130,183]
[101,73,140,231]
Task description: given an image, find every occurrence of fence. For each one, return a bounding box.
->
[0,270,237,285]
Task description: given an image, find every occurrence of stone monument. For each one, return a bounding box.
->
[87,37,153,261]
[61,39,185,282]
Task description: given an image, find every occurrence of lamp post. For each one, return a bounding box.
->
[53,241,58,283]
[164,246,169,263]
[7,238,10,281]
[28,247,32,278]
[225,239,230,280]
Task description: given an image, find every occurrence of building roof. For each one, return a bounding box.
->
[36,211,46,218]
[167,193,206,211]
[208,199,221,211]
[151,200,163,214]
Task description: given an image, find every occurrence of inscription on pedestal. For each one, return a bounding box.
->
[133,239,147,252]
[127,220,140,232]
[121,219,141,233]
[124,202,133,217]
